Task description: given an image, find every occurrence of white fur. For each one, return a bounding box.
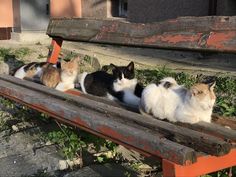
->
[14,65,43,79]
[140,77,215,124]
[113,74,137,92]
[122,89,140,108]
[14,65,26,79]
[55,70,77,92]
[77,72,88,94]
[113,74,140,107]
[14,66,26,79]
[106,93,117,101]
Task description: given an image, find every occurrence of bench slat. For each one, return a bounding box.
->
[47,17,236,53]
[0,75,234,158]
[0,75,196,165]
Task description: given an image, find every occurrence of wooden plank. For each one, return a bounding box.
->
[0,76,196,165]
[176,122,236,145]
[0,75,233,157]
[47,16,236,53]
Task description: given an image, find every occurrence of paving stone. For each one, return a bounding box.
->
[63,163,138,177]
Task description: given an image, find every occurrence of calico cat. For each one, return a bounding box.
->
[140,77,216,124]
[78,61,143,108]
[41,58,79,91]
[13,62,50,80]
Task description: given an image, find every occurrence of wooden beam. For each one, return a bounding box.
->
[0,75,234,158]
[47,16,236,53]
[0,74,196,165]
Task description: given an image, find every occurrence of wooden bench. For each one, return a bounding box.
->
[1,16,236,177]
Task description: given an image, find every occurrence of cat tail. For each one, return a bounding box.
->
[77,72,88,94]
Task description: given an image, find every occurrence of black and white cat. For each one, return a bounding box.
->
[77,62,143,108]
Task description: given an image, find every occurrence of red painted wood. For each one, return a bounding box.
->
[47,16,236,53]
[47,37,63,64]
[162,149,236,177]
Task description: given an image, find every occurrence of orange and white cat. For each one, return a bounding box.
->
[140,77,216,124]
[41,58,79,91]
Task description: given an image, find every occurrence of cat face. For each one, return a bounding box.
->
[190,82,216,110]
[111,61,135,81]
[61,58,78,76]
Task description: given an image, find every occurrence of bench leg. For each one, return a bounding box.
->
[162,149,236,177]
[47,37,63,64]
[162,159,197,177]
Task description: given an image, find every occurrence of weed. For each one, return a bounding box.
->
[0,48,11,59]
[80,130,118,163]
[83,55,92,63]
[14,47,31,58]
[45,123,86,160]
[124,171,131,177]
[201,166,236,177]
[63,52,78,61]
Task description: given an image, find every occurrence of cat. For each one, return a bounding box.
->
[41,58,79,91]
[139,77,216,124]
[77,61,143,108]
[13,62,50,81]
[40,63,61,88]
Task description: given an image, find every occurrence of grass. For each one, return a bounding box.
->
[0,47,31,70]
[0,47,31,60]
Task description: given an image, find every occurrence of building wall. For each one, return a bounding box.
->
[50,0,81,18]
[81,0,108,18]
[0,0,13,27]
[20,0,50,31]
[128,0,210,23]
[217,0,236,15]
[12,0,21,32]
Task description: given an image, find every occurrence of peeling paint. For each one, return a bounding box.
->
[144,33,202,44]
[206,31,236,50]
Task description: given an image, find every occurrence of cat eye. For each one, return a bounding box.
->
[198,91,203,94]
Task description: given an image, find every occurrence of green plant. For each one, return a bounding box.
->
[79,130,118,163]
[0,48,11,59]
[63,52,78,61]
[14,47,31,58]
[201,166,236,177]
[46,123,86,160]
[83,55,92,63]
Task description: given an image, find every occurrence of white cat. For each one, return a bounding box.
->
[140,77,216,124]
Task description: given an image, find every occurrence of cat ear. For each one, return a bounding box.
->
[109,64,117,70]
[127,61,134,71]
[208,81,216,91]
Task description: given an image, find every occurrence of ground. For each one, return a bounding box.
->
[0,36,235,177]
